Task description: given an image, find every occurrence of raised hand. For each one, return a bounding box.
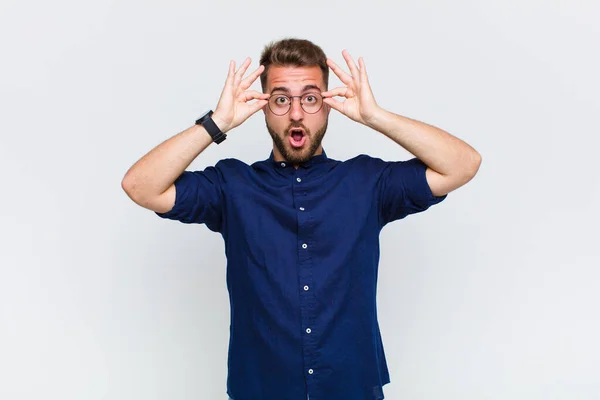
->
[321,50,381,126]
[212,58,270,133]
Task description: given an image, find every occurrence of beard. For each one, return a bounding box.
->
[266,118,328,165]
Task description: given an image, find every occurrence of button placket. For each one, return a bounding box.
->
[293,170,318,385]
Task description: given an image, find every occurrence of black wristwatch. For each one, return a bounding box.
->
[195,110,226,144]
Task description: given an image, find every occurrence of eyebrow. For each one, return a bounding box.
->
[270,84,322,94]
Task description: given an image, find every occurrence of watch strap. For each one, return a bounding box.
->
[196,110,226,144]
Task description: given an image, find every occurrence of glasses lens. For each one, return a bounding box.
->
[301,93,322,114]
[269,95,290,115]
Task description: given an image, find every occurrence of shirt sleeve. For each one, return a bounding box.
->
[155,165,225,232]
[378,157,447,226]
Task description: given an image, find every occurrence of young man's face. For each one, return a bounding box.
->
[263,65,330,165]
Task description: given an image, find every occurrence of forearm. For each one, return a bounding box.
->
[367,108,480,177]
[121,124,214,200]
[121,56,268,205]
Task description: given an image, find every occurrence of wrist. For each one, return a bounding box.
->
[195,110,227,144]
[365,106,390,132]
[211,112,230,134]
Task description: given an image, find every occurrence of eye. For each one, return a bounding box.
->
[303,94,317,104]
[274,96,290,105]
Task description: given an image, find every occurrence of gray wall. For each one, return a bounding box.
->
[1,1,598,399]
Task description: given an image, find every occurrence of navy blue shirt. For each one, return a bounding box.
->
[156,150,446,400]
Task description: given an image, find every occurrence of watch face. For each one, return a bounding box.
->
[196,110,213,124]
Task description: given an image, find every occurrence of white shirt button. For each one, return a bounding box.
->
[281,162,286,167]
[296,177,302,182]
[306,328,311,333]
[308,369,314,374]
[302,243,308,249]
[304,285,309,291]
[299,207,305,211]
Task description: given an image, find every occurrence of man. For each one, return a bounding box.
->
[121,38,481,400]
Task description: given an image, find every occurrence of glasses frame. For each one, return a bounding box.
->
[267,92,325,116]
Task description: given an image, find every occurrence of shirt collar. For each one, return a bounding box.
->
[268,149,329,169]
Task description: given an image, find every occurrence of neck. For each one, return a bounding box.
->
[272,146,323,165]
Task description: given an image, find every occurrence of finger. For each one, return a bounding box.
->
[223,60,235,87]
[322,97,344,114]
[239,64,265,91]
[358,57,369,83]
[326,58,353,86]
[242,90,270,102]
[321,86,349,98]
[234,57,252,86]
[342,49,360,82]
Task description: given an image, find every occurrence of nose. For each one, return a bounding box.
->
[289,97,304,121]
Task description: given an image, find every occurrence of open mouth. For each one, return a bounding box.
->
[289,128,307,148]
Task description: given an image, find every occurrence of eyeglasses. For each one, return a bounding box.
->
[267,92,324,116]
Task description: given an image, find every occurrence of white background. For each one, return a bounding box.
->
[1,1,599,399]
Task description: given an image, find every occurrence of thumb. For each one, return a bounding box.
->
[323,97,343,114]
[249,99,269,115]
